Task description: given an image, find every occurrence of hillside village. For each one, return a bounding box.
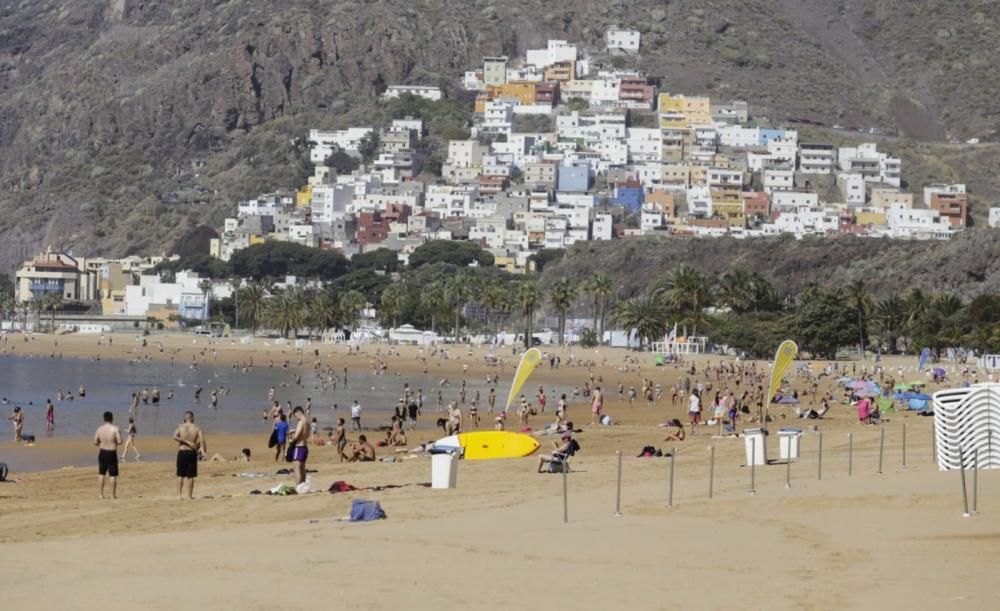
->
[10,33,999,327]
[209,32,988,275]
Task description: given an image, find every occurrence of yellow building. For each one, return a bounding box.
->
[494,81,537,106]
[658,93,712,128]
[856,211,888,226]
[296,185,312,208]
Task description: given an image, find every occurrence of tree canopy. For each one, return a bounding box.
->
[408,240,494,269]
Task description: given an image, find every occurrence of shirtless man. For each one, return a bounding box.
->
[94,412,123,499]
[173,411,206,500]
[446,402,463,435]
[287,406,310,485]
[349,435,376,462]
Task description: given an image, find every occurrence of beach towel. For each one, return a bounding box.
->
[329,480,358,493]
[350,499,387,521]
[875,396,895,414]
[270,483,297,496]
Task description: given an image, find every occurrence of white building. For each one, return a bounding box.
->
[886,204,953,239]
[771,191,819,212]
[990,207,1000,229]
[606,29,641,51]
[838,143,901,187]
[382,85,442,101]
[525,40,579,70]
[837,173,866,205]
[587,213,610,240]
[763,169,795,194]
[124,271,209,320]
[626,128,662,162]
[309,127,375,161]
[798,143,836,174]
[718,125,761,148]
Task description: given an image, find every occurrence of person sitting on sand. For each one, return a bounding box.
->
[348,435,376,462]
[537,433,577,473]
[663,419,686,442]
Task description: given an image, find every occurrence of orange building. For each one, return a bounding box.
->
[929,192,968,227]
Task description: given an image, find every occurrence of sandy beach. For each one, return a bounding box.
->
[1,334,997,610]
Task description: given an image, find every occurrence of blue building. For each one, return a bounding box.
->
[557,163,590,193]
[614,183,644,212]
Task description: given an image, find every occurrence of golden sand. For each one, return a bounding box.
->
[0,334,997,610]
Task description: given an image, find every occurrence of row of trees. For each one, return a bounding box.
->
[0,292,66,333]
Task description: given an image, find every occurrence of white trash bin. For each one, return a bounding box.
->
[743,428,767,466]
[431,452,458,489]
[778,428,802,461]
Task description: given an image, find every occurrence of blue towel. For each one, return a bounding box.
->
[350,499,387,521]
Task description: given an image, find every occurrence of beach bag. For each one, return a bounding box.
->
[268,429,278,449]
[350,499,387,521]
[0,462,7,482]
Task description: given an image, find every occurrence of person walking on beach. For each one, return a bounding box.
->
[590,386,603,426]
[120,417,141,461]
[173,411,206,500]
[334,418,347,462]
[8,406,23,441]
[94,411,122,499]
[288,406,310,485]
[350,400,362,432]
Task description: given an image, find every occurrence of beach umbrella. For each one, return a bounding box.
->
[893,383,912,391]
[776,395,799,404]
[854,389,879,397]
[909,393,932,401]
[837,377,854,385]
[848,381,872,389]
[893,392,916,400]
[908,380,927,387]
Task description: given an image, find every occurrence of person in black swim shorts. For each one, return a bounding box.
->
[94,411,122,499]
[173,411,206,500]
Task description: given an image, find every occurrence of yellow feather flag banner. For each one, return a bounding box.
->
[767,340,799,406]
[504,348,543,412]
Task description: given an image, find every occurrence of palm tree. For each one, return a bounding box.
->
[237,283,267,336]
[0,295,10,330]
[420,281,448,333]
[379,283,407,329]
[847,279,873,355]
[479,283,507,339]
[587,273,613,340]
[339,290,367,335]
[42,292,63,333]
[264,288,306,338]
[548,277,577,346]
[307,290,342,337]
[934,293,963,318]
[873,293,906,353]
[516,280,542,348]
[443,274,472,341]
[610,295,667,350]
[719,268,756,313]
[229,277,243,330]
[657,264,713,335]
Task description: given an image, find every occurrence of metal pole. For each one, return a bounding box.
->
[848,432,853,476]
[959,447,970,517]
[902,423,907,469]
[614,450,622,517]
[749,438,756,495]
[973,448,979,515]
[562,467,568,523]
[668,447,676,507]
[785,455,791,488]
[877,427,885,474]
[708,446,715,499]
[817,431,823,481]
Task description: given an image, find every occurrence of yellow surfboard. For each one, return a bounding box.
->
[435,431,541,460]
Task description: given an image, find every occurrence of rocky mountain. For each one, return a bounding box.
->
[1,0,999,271]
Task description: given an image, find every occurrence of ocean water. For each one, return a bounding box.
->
[0,355,573,471]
